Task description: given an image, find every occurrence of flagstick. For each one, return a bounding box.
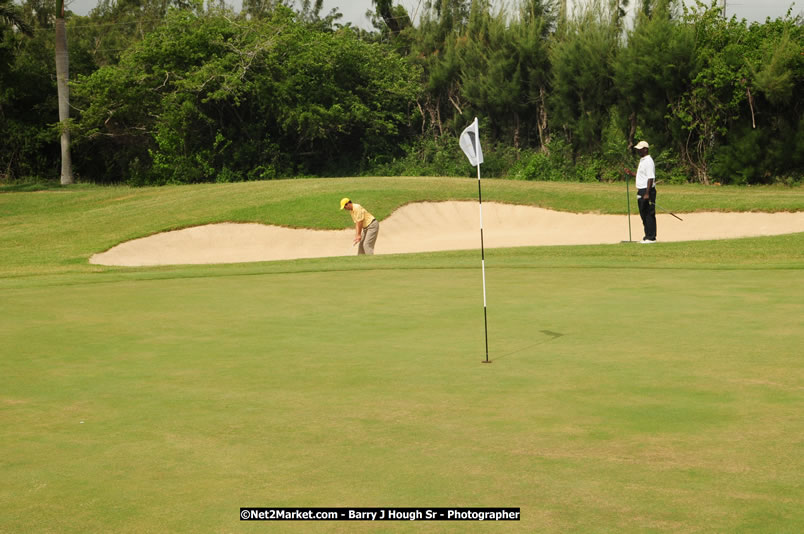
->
[626,173,633,242]
[460,117,490,363]
[477,163,490,363]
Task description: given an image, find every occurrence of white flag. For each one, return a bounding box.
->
[459,117,484,167]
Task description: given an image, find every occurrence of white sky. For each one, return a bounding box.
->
[65,0,802,27]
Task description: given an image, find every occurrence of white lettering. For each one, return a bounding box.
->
[348,510,377,520]
[388,509,422,520]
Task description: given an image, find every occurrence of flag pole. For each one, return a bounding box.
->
[621,168,634,243]
[626,173,633,242]
[460,117,490,363]
[477,162,490,363]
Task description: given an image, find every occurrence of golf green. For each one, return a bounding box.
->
[2,178,802,532]
[2,262,802,532]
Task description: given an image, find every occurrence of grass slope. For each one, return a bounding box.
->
[1,178,803,533]
[1,177,803,278]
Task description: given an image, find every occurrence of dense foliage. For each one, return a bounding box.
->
[1,0,802,185]
[71,7,420,183]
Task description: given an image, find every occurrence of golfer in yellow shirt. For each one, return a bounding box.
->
[340,197,379,255]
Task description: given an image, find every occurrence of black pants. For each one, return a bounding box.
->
[637,188,657,240]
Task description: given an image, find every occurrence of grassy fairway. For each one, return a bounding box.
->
[1,178,803,533]
[1,177,803,278]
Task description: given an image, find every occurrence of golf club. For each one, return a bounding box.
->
[651,202,683,221]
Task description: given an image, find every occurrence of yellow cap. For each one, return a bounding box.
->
[340,197,351,210]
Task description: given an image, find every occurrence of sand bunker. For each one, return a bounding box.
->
[90,202,804,266]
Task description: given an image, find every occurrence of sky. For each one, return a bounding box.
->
[65,0,803,27]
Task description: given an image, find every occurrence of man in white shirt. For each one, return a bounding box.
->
[634,141,657,243]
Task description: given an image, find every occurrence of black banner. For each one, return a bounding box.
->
[240,507,520,521]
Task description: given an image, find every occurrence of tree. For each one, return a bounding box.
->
[709,19,804,184]
[407,0,470,136]
[615,0,695,149]
[55,0,73,184]
[368,0,413,53]
[72,9,421,183]
[1,0,59,181]
[460,1,523,144]
[549,0,621,155]
[512,0,555,149]
[372,0,408,35]
[3,0,800,184]
[75,0,201,67]
[0,0,32,35]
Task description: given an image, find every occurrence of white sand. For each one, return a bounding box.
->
[90,202,804,267]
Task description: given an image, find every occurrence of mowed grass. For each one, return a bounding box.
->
[1,177,803,533]
[1,176,803,278]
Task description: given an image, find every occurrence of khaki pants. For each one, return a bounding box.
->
[358,220,379,255]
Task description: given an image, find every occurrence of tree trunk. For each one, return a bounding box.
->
[628,111,636,147]
[536,86,550,151]
[55,11,73,185]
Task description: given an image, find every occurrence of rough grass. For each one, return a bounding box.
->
[1,177,802,278]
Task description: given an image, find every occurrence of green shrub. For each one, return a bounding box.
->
[512,138,576,181]
[654,149,689,185]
